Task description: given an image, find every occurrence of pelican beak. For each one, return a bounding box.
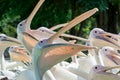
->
[100,32,120,48]
[26,0,45,27]
[48,8,98,43]
[3,36,21,45]
[109,50,120,64]
[99,65,120,72]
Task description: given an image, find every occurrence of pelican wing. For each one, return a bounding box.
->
[10,51,31,63]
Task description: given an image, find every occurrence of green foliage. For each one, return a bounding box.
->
[0,0,119,38]
[0,9,20,37]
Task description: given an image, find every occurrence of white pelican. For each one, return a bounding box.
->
[32,35,96,80]
[0,34,21,70]
[16,35,96,80]
[32,8,97,80]
[16,8,98,80]
[89,65,120,80]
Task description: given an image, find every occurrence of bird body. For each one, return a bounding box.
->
[51,65,86,80]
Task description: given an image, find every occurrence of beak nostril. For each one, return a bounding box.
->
[95,66,97,69]
[106,35,111,38]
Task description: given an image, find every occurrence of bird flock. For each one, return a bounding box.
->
[0,0,120,80]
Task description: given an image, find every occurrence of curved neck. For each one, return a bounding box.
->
[33,62,42,80]
[32,47,43,80]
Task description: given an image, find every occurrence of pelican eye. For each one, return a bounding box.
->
[94,31,97,33]
[105,49,107,51]
[95,66,98,69]
[40,41,43,43]
[41,30,44,32]
[20,24,22,26]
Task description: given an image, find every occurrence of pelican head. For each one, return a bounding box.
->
[90,28,105,38]
[17,0,45,34]
[101,46,120,65]
[17,20,28,34]
[90,28,120,49]
[100,46,116,56]
[92,65,106,73]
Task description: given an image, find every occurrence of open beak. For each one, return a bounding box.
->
[26,0,45,27]
[48,8,98,43]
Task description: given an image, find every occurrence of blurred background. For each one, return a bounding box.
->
[0,0,119,39]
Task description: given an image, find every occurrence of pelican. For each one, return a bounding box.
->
[32,31,96,80]
[16,34,96,80]
[16,8,98,80]
[89,65,120,80]
[32,8,98,80]
[0,34,21,71]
